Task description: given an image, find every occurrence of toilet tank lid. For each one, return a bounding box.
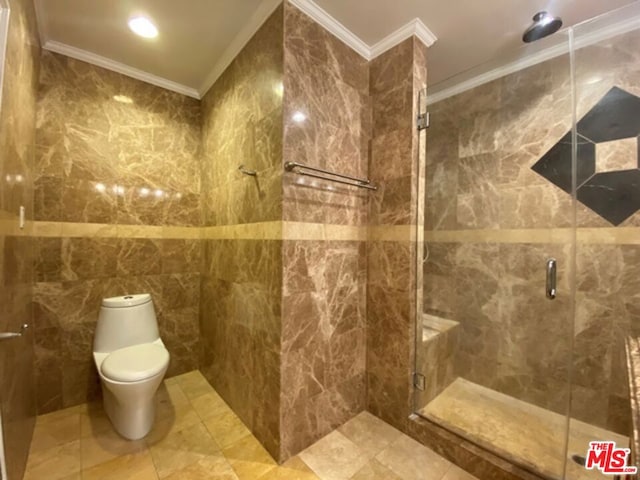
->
[102,294,151,308]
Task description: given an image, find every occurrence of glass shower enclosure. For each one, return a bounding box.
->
[414,3,640,479]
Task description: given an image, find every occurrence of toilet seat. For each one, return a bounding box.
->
[101,343,169,383]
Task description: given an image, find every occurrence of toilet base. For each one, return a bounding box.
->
[100,369,166,440]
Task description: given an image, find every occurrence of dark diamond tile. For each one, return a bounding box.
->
[577,87,640,143]
[576,169,640,225]
[531,132,596,193]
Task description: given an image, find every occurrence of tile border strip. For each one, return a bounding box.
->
[426,228,640,245]
[3,222,637,244]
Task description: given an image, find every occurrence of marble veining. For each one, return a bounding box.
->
[367,37,427,434]
[421,378,627,480]
[278,1,372,461]
[33,237,202,412]
[36,52,202,228]
[199,4,284,461]
[33,32,204,419]
[0,0,41,479]
[282,1,369,227]
[421,29,640,445]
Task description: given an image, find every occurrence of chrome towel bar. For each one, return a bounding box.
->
[284,161,377,191]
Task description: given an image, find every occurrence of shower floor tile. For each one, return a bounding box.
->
[420,378,628,480]
[23,370,474,480]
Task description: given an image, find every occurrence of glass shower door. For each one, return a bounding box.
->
[567,2,640,478]
[414,30,579,479]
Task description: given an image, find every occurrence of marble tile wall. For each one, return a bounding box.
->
[0,0,40,479]
[415,316,459,407]
[367,37,427,432]
[199,4,284,461]
[33,237,201,412]
[200,238,282,458]
[421,29,640,436]
[36,51,202,227]
[279,2,370,460]
[33,52,203,413]
[281,2,369,226]
[200,5,283,228]
[280,240,367,460]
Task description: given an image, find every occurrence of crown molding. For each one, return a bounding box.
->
[36,0,199,99]
[35,0,441,100]
[33,0,48,47]
[199,0,281,97]
[370,18,437,58]
[289,0,437,61]
[428,8,640,105]
[288,0,371,59]
[43,41,200,99]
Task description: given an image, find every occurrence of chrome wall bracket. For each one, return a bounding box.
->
[238,165,257,177]
[413,372,426,391]
[0,324,28,341]
[417,112,430,131]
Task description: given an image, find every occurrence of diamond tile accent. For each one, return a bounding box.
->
[577,87,640,143]
[531,133,595,194]
[577,169,640,226]
[532,87,640,225]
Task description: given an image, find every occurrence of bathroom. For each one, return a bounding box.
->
[1,0,640,478]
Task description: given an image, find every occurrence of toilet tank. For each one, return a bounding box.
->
[93,294,160,353]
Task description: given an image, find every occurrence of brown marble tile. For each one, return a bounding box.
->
[370,130,413,182]
[61,178,118,224]
[161,239,202,274]
[280,239,366,459]
[34,175,63,221]
[34,325,63,413]
[370,38,413,96]
[282,3,369,227]
[60,237,118,281]
[34,236,62,281]
[369,175,414,226]
[159,306,201,377]
[116,185,168,226]
[37,50,201,192]
[201,4,283,228]
[116,238,162,277]
[0,19,39,461]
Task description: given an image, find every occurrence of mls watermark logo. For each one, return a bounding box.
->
[585,442,638,475]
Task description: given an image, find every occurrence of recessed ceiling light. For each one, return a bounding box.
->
[128,16,158,39]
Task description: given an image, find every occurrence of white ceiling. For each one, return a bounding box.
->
[35,0,281,97]
[34,0,640,99]
[314,0,639,86]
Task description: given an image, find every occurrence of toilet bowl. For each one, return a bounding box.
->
[93,294,170,440]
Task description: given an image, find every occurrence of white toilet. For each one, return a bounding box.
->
[93,294,170,440]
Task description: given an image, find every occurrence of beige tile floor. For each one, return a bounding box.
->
[23,370,477,480]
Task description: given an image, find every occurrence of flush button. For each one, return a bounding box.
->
[124,295,134,300]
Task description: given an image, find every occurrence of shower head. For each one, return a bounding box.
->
[522,11,563,43]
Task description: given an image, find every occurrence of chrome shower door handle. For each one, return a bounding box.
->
[546,258,557,300]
